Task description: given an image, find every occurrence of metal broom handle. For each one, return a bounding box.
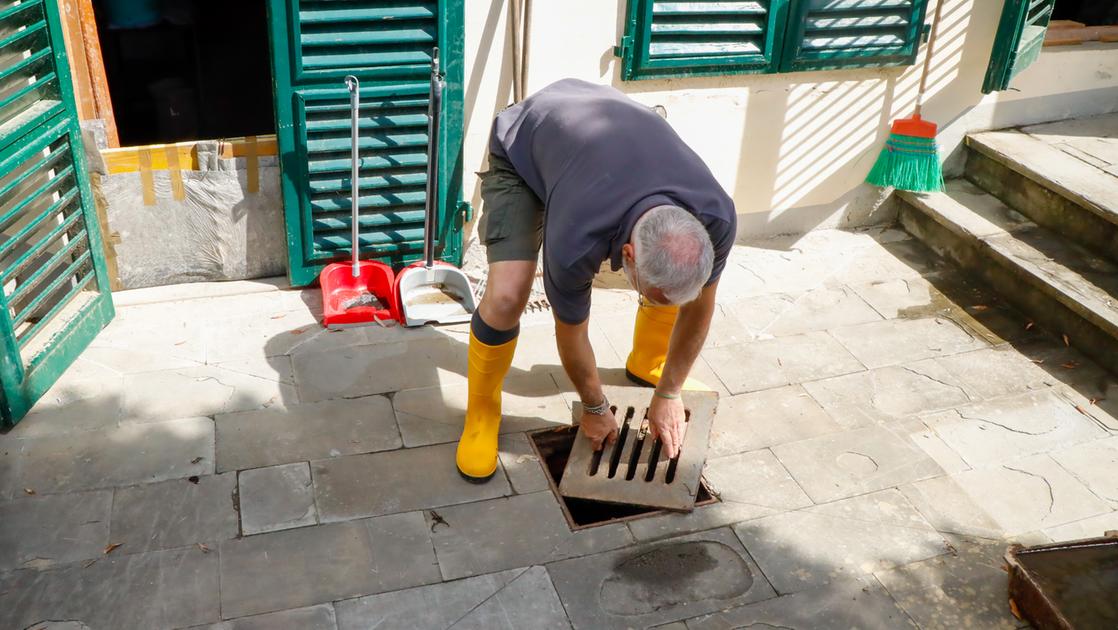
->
[424,48,444,269]
[345,74,360,277]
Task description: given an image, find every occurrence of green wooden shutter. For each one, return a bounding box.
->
[618,1,792,80]
[780,0,930,72]
[267,0,466,286]
[0,0,115,425]
[983,0,1054,93]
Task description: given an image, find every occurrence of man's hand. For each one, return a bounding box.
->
[580,407,619,451]
[647,393,686,459]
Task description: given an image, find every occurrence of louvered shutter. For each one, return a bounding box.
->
[780,0,930,72]
[983,0,1054,93]
[0,0,115,425]
[618,1,790,80]
[267,0,465,286]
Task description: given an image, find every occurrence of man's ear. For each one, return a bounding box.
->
[621,242,635,263]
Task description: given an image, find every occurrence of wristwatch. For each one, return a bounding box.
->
[582,397,610,415]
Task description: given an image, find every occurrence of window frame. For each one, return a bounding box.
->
[983,0,1056,94]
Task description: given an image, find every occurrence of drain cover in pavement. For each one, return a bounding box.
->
[559,386,717,511]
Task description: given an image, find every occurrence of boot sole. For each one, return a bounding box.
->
[457,467,496,484]
[625,369,656,388]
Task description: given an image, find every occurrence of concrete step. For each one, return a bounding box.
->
[898,179,1118,375]
[965,123,1118,263]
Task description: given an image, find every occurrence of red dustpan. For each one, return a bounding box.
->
[320,75,398,328]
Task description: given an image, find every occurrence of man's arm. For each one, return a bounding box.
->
[555,317,618,449]
[647,281,718,458]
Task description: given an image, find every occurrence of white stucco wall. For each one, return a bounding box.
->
[463,0,1118,238]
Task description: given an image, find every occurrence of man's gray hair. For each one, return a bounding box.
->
[633,205,714,304]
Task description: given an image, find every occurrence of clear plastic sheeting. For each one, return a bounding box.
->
[96,141,285,289]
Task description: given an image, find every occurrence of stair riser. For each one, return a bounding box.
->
[900,199,1118,376]
[965,148,1118,264]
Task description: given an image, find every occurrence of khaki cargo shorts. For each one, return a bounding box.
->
[477,152,544,263]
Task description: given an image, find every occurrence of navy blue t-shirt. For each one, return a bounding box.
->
[490,79,737,324]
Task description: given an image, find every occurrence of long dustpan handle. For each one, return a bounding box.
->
[423,49,443,270]
[345,75,360,277]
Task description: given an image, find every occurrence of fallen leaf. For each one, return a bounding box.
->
[1091,397,1105,405]
[1025,321,1035,330]
[1030,359,1045,365]
[1009,598,1022,620]
[196,543,210,554]
[23,488,34,495]
[174,340,187,346]
[1063,334,1070,347]
[290,328,305,335]
[971,305,989,312]
[104,542,123,555]
[270,313,286,320]
[190,457,204,464]
[188,476,200,484]
[82,558,97,569]
[1061,361,1079,369]
[1074,404,1090,417]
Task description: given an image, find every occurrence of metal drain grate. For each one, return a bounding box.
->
[559,386,718,511]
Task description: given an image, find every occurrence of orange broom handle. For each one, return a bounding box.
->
[915,0,946,119]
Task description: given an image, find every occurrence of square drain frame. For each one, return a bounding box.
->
[529,426,718,532]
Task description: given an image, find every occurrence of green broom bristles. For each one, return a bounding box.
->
[866,133,945,193]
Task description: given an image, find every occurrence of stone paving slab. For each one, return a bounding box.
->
[111,473,238,554]
[830,317,989,370]
[626,500,779,543]
[684,578,914,629]
[123,365,295,421]
[888,417,972,476]
[707,385,844,457]
[723,285,883,339]
[312,442,511,522]
[1043,511,1118,541]
[1048,436,1118,506]
[875,535,1037,630]
[773,425,944,503]
[334,566,569,630]
[16,366,124,437]
[802,361,972,429]
[0,447,16,502]
[12,416,214,494]
[0,490,111,572]
[0,546,219,629]
[219,511,439,619]
[192,604,337,630]
[239,463,317,535]
[831,239,943,286]
[392,373,568,448]
[215,396,400,473]
[210,355,296,386]
[932,346,1064,401]
[923,390,1109,467]
[733,490,948,593]
[900,453,1112,538]
[547,528,776,630]
[427,491,634,580]
[497,432,550,494]
[294,337,468,403]
[702,331,865,395]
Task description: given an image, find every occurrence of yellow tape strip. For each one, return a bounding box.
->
[245,135,259,194]
[164,144,185,201]
[137,149,155,206]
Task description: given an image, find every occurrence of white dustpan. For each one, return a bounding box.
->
[398,48,477,328]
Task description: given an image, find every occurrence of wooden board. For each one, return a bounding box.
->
[558,385,717,512]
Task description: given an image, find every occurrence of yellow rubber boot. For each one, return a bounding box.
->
[625,303,709,391]
[456,329,517,482]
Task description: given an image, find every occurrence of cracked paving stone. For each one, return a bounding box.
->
[219,512,439,619]
[901,453,1112,538]
[497,432,551,494]
[932,346,1067,401]
[1043,511,1118,540]
[685,577,914,629]
[428,492,633,580]
[215,396,401,473]
[707,385,844,456]
[802,360,972,429]
[312,442,511,522]
[0,545,219,629]
[122,365,294,422]
[721,285,884,339]
[702,331,864,395]
[923,390,1108,467]
[239,463,318,535]
[189,604,337,630]
[0,489,111,572]
[293,337,468,402]
[875,535,1037,630]
[111,473,239,553]
[547,528,776,630]
[830,317,988,370]
[335,566,569,630]
[1049,436,1118,506]
[773,425,944,503]
[733,489,946,593]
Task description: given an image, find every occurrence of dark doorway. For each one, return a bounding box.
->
[1052,1,1118,25]
[93,0,275,146]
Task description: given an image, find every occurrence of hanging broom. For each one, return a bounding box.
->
[866,0,946,193]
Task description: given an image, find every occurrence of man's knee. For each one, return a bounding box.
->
[483,286,529,322]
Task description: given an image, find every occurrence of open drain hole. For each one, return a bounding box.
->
[530,425,717,530]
